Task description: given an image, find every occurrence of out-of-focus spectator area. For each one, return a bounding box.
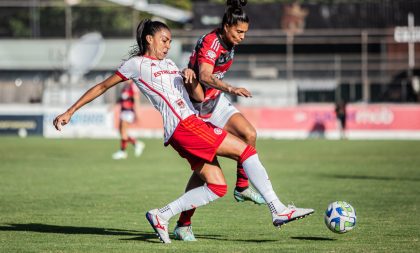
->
[1,0,420,139]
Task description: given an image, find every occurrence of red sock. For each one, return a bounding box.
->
[127,137,136,145]
[236,165,249,190]
[177,209,196,226]
[120,139,128,151]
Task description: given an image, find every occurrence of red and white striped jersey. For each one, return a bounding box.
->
[116,55,196,143]
[188,28,235,118]
[119,81,139,111]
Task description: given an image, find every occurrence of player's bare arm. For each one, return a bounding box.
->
[53,74,123,131]
[182,68,204,101]
[199,62,252,98]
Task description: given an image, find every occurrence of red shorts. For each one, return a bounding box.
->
[167,115,227,170]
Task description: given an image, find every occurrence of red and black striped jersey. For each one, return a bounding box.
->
[188,29,235,118]
[119,81,140,111]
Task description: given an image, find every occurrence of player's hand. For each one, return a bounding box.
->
[181,68,196,84]
[53,111,72,131]
[230,87,252,98]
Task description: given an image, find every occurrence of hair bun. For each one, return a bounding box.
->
[227,0,247,8]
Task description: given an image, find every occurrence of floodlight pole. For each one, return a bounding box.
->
[65,2,73,53]
[408,13,416,71]
[286,33,294,80]
[361,30,369,103]
[394,13,420,101]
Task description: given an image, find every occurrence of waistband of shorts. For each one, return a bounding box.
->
[164,114,198,146]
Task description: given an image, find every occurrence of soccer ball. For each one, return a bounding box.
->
[324,201,356,233]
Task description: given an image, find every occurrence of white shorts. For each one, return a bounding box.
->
[120,110,135,123]
[203,94,239,128]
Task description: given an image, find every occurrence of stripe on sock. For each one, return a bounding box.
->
[178,209,196,226]
[239,145,257,165]
[236,166,249,189]
[207,183,227,197]
[121,139,128,150]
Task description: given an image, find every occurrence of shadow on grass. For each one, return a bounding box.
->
[123,234,277,243]
[0,223,160,243]
[291,236,336,241]
[0,223,282,243]
[326,174,420,182]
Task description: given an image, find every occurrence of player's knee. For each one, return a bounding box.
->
[247,129,257,144]
[207,183,228,197]
[242,127,257,145]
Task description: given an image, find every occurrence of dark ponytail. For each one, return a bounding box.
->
[129,19,170,57]
[222,0,249,27]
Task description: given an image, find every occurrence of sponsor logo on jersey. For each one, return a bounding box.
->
[216,51,234,65]
[206,50,217,61]
[121,93,129,100]
[214,128,223,135]
[214,72,226,80]
[176,99,185,109]
[154,70,179,77]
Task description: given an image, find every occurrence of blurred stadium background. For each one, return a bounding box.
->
[1,0,420,140]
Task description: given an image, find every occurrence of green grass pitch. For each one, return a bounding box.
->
[1,137,419,252]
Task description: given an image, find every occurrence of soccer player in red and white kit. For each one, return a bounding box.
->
[112,80,145,160]
[53,19,314,244]
[174,0,263,240]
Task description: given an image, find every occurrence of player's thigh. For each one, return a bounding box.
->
[224,112,257,146]
[194,158,226,185]
[216,132,247,161]
[119,120,130,136]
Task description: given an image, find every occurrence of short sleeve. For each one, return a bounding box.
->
[116,58,138,80]
[197,36,220,66]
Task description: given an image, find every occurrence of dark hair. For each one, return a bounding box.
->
[129,19,169,57]
[222,0,249,27]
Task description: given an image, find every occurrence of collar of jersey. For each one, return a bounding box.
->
[143,55,159,60]
[215,28,233,51]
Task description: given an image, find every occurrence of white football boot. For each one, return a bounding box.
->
[145,209,171,244]
[112,150,127,160]
[173,224,197,241]
[233,186,265,205]
[134,141,145,157]
[272,205,314,227]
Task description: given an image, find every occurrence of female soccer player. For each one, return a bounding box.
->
[53,19,313,244]
[112,80,145,160]
[174,0,262,241]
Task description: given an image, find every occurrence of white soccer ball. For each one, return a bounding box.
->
[324,201,356,234]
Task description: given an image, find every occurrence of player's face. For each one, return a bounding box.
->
[148,28,172,60]
[224,21,249,46]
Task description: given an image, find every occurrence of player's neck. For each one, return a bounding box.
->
[218,31,233,49]
[143,52,159,60]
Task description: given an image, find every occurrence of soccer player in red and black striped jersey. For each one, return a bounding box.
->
[175,0,265,240]
[112,81,145,160]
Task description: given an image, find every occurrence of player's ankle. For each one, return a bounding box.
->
[235,186,248,192]
[177,221,191,227]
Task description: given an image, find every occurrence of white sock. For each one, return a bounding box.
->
[242,154,286,214]
[158,184,220,221]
